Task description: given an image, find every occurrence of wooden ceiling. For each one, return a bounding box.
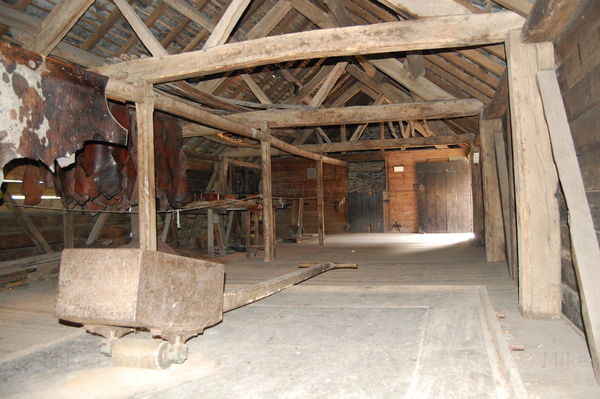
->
[0,0,532,160]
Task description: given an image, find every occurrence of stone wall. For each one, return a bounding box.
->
[348,161,386,193]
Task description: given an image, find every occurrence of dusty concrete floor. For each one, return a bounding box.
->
[0,233,599,398]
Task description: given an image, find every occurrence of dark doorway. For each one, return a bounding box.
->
[348,192,384,233]
[416,159,473,233]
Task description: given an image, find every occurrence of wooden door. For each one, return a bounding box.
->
[348,191,384,233]
[416,160,472,233]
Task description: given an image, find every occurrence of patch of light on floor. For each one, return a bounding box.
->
[413,233,475,245]
[325,233,475,248]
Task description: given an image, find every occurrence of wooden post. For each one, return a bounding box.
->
[505,115,519,282]
[62,212,74,248]
[298,198,304,236]
[316,159,325,246]
[470,145,485,245]
[214,215,226,255]
[537,69,600,381]
[291,199,299,234]
[494,132,517,279]
[340,125,347,142]
[169,212,179,248]
[479,117,506,262]
[224,210,235,244]
[260,123,274,262]
[218,159,229,194]
[135,82,157,251]
[207,209,215,256]
[506,30,560,317]
[130,211,139,242]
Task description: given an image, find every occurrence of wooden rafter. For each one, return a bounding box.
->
[164,0,216,32]
[25,0,94,55]
[309,61,348,107]
[203,0,251,49]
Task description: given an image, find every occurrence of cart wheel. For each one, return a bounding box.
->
[112,338,171,369]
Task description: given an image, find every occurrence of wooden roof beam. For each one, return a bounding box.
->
[181,98,483,131]
[203,0,251,49]
[375,0,470,17]
[521,0,583,43]
[0,4,103,67]
[105,81,345,167]
[492,0,532,17]
[91,12,524,83]
[309,61,348,107]
[113,0,246,112]
[113,0,166,56]
[246,0,292,40]
[241,74,273,104]
[25,0,94,55]
[482,71,508,119]
[290,0,337,29]
[197,0,289,94]
[164,0,216,32]
[225,134,474,157]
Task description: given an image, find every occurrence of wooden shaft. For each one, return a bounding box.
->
[222,262,358,312]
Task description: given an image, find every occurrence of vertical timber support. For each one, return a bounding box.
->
[316,159,325,246]
[135,82,157,251]
[470,143,485,246]
[506,30,560,317]
[494,132,517,279]
[218,159,229,194]
[62,212,74,248]
[207,209,215,256]
[260,123,274,262]
[480,117,506,262]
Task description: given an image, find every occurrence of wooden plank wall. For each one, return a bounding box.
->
[385,148,468,232]
[271,157,347,236]
[554,0,600,330]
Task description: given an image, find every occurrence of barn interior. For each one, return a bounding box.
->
[1,0,600,397]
